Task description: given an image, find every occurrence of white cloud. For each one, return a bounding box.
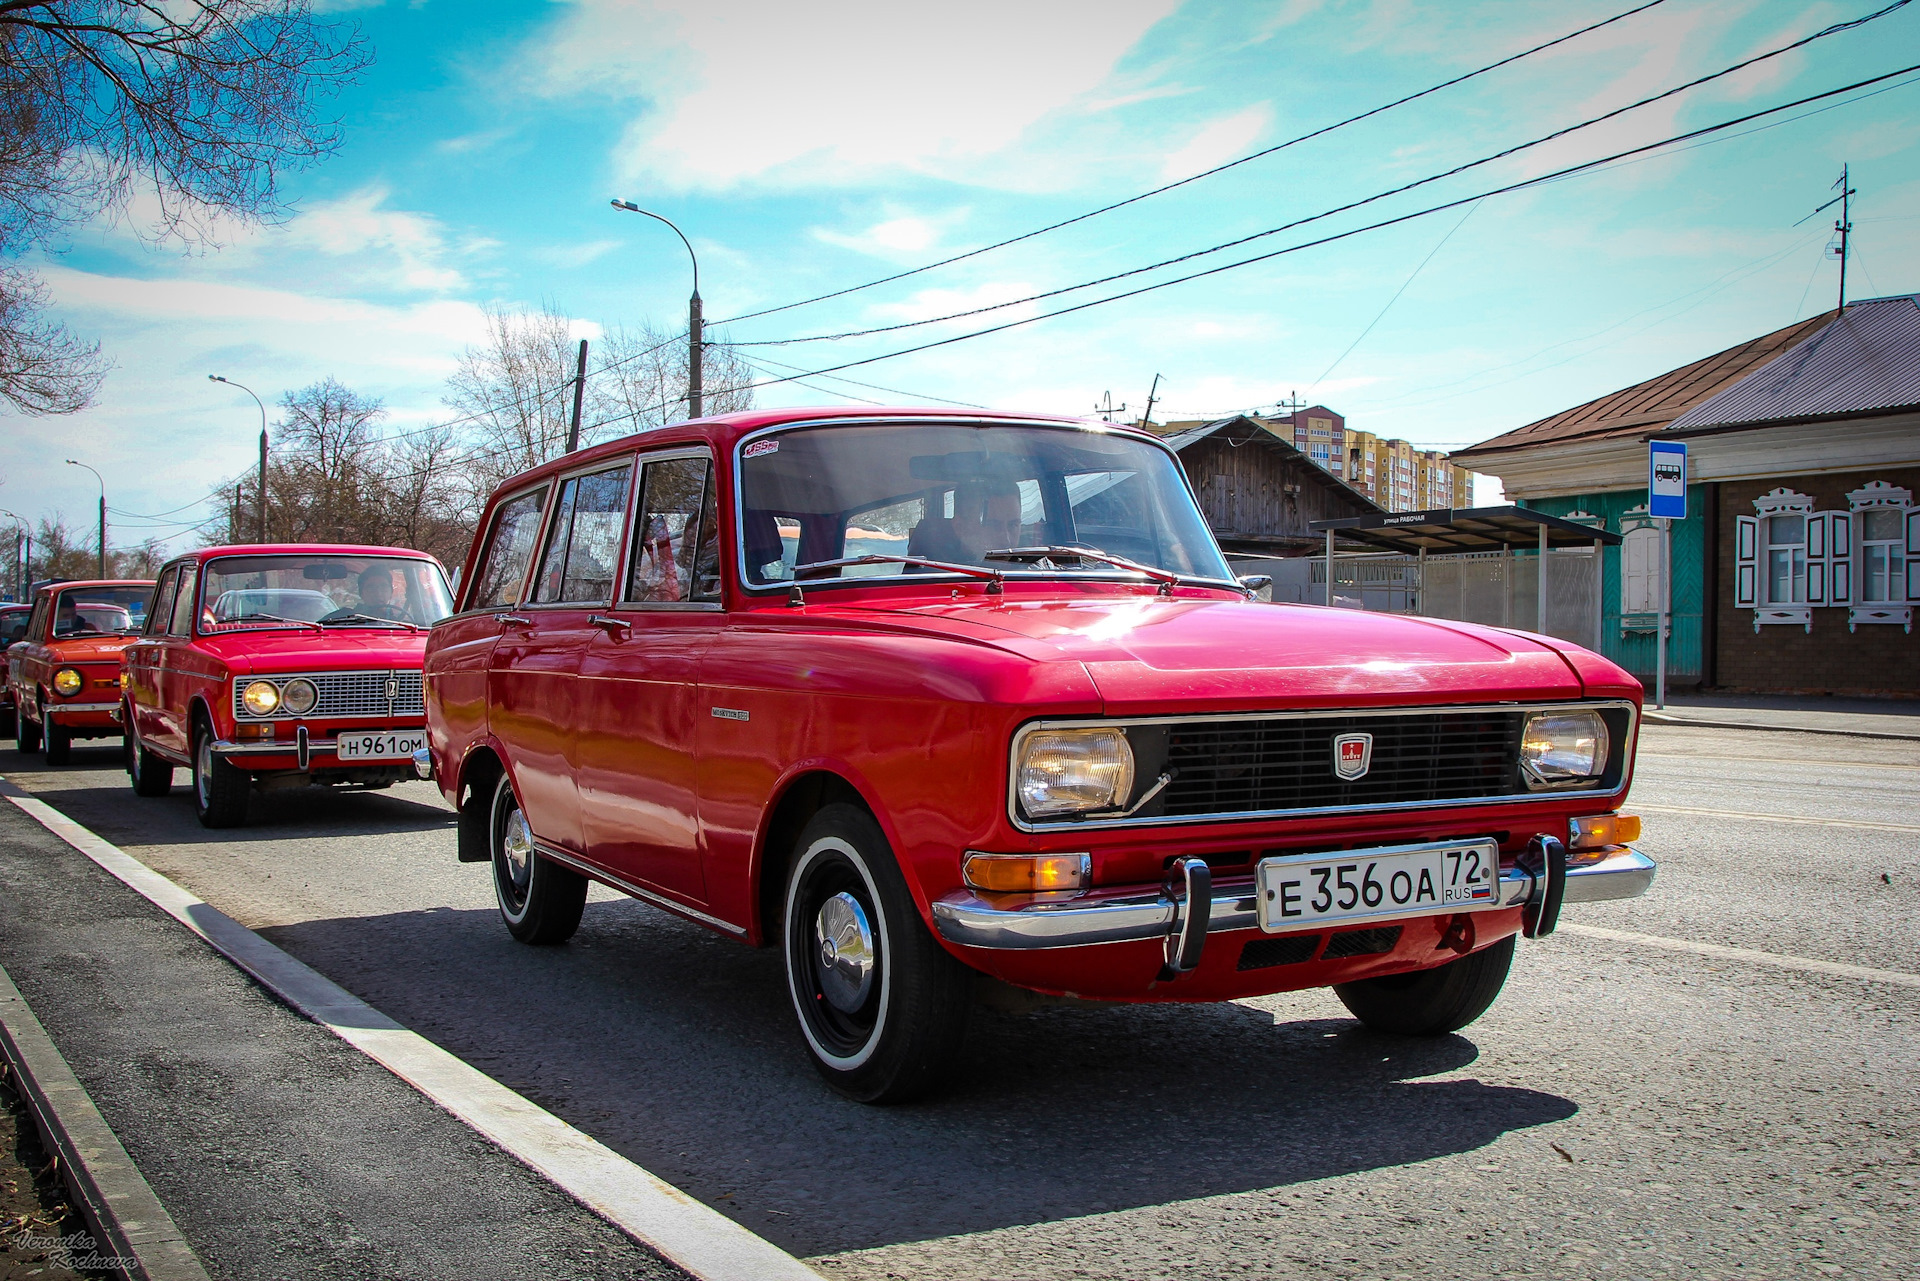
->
[283,187,468,292]
[867,280,1042,330]
[812,206,972,258]
[532,239,625,269]
[536,0,1182,191]
[1159,105,1272,181]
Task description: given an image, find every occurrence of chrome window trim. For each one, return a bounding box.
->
[729,415,1241,597]
[1005,699,1639,832]
[616,445,721,609]
[194,552,449,637]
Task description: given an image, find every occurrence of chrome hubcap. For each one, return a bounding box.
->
[195,736,211,806]
[814,891,875,1013]
[501,806,533,890]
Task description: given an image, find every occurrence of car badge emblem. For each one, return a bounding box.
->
[385,676,399,702]
[1333,732,1373,781]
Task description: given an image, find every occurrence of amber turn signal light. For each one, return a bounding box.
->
[1569,813,1640,850]
[963,852,1091,894]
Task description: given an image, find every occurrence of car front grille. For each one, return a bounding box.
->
[233,669,424,721]
[1157,710,1523,819]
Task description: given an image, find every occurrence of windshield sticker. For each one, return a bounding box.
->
[743,439,779,459]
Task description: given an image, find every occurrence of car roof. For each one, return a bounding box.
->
[492,404,1148,496]
[179,544,441,564]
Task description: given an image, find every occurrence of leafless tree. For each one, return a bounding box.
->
[0,1,370,414]
[443,304,581,496]
[591,320,756,435]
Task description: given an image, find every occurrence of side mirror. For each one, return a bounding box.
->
[1237,574,1273,603]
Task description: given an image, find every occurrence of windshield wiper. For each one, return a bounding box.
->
[321,612,422,631]
[982,545,1183,596]
[792,554,1004,595]
[219,612,324,632]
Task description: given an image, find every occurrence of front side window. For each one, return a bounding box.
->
[1860,507,1907,603]
[169,570,199,636]
[201,555,453,633]
[1765,514,1807,605]
[471,486,549,609]
[533,462,634,604]
[627,455,720,604]
[737,421,1233,591]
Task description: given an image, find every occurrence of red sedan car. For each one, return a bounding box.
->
[0,602,32,737]
[122,545,452,827]
[424,408,1654,1102]
[7,580,155,763]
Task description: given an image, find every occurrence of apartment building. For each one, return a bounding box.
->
[1269,406,1472,512]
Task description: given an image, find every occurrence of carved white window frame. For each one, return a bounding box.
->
[1847,480,1914,633]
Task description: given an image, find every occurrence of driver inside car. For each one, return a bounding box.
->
[948,477,1024,564]
[355,567,412,622]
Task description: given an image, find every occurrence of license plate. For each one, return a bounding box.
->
[1255,838,1503,933]
[335,730,426,761]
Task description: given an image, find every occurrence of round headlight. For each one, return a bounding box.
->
[1016,728,1135,818]
[241,680,281,716]
[52,668,83,697]
[1521,710,1609,786]
[280,678,318,716]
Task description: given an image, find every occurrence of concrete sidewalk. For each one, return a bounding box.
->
[0,798,685,1281]
[1643,693,1920,741]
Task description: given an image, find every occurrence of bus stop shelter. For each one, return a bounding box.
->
[1308,505,1621,634]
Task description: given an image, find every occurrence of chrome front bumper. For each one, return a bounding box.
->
[930,845,1656,951]
[211,731,423,772]
[47,701,120,720]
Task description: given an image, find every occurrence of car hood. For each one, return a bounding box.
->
[44,634,142,665]
[196,630,428,676]
[843,594,1596,714]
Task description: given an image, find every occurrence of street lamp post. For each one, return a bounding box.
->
[610,200,703,418]
[0,509,26,600]
[209,375,270,542]
[65,461,106,577]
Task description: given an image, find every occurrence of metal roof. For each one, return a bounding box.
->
[1664,293,1920,434]
[1308,505,1621,553]
[1450,311,1836,462]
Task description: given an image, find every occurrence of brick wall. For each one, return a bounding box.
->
[1714,465,1920,696]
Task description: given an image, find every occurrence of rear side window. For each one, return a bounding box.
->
[627,455,718,604]
[471,486,550,609]
[169,570,199,636]
[532,463,634,604]
[147,567,180,636]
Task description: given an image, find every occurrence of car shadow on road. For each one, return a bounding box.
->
[259,894,1577,1257]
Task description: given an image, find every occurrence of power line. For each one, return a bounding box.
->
[722,0,1911,351]
[736,354,989,408]
[671,63,1920,410]
[711,0,1672,328]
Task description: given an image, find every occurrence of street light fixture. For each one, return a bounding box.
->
[610,200,703,418]
[65,460,106,577]
[209,374,269,543]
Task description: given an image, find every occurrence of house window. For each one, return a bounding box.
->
[1765,514,1807,604]
[1860,507,1906,602]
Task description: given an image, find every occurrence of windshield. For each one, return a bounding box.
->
[200,554,453,633]
[737,421,1232,590]
[54,586,152,636]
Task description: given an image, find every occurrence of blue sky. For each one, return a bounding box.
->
[4,0,1917,551]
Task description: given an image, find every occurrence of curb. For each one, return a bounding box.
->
[0,782,824,1281]
[0,961,212,1281]
[1641,711,1920,742]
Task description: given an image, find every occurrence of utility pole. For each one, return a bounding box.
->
[1833,163,1854,315]
[1141,373,1162,429]
[566,339,590,452]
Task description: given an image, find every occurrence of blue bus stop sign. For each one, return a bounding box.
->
[1648,440,1687,519]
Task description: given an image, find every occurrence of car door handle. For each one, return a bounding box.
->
[498,614,532,627]
[588,615,631,635]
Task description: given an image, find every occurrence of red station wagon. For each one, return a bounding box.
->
[122,545,453,827]
[423,408,1655,1103]
[8,580,155,763]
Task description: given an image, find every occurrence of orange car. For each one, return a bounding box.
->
[7,579,155,764]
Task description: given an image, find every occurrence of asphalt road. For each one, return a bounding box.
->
[1,722,1915,1280]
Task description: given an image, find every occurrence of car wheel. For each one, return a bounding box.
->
[782,804,972,1104]
[1333,934,1515,1036]
[14,698,40,753]
[490,773,586,945]
[191,715,249,828]
[125,708,173,797]
[42,702,72,765]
